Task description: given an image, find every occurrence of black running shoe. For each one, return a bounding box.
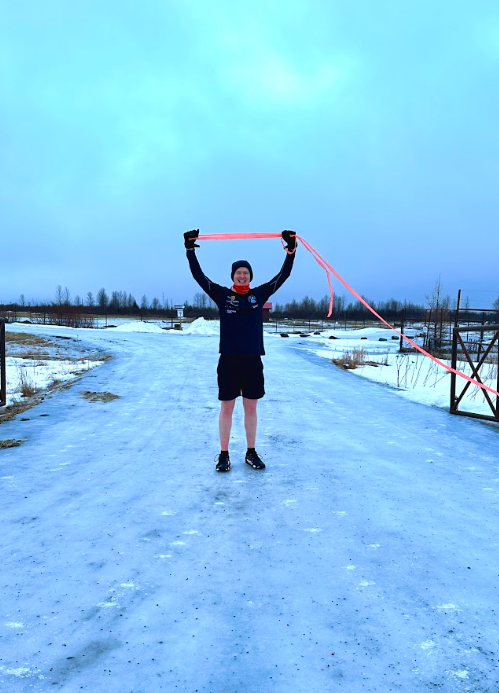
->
[215,452,231,472]
[245,449,265,469]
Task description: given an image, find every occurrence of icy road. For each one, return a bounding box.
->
[1,325,498,692]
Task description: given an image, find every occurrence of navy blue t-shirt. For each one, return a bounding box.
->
[187,250,295,355]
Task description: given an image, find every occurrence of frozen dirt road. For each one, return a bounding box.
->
[1,326,498,692]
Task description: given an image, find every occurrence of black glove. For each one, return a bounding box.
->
[282,229,297,251]
[184,229,200,249]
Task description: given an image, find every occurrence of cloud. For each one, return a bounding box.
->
[179,0,356,109]
[476,16,499,61]
[0,0,498,303]
[223,52,348,108]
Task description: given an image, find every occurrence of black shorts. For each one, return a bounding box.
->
[217,355,265,401]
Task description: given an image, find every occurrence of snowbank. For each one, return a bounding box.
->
[181,318,219,335]
[113,321,164,333]
[4,357,104,408]
[321,326,391,339]
[304,343,497,418]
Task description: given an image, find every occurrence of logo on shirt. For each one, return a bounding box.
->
[248,295,257,304]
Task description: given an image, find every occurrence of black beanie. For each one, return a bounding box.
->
[231,260,253,281]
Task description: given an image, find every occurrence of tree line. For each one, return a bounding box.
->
[2,283,498,323]
[11,286,174,315]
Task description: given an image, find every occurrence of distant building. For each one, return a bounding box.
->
[263,302,272,322]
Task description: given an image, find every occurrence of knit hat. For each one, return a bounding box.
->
[231,260,253,281]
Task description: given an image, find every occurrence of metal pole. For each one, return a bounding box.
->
[496,340,499,419]
[0,318,6,407]
[455,288,461,329]
[450,326,457,414]
[477,313,485,362]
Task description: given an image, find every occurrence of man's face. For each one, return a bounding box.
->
[233,267,251,284]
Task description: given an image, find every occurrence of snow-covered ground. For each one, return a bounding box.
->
[7,317,496,430]
[286,326,498,418]
[5,356,104,406]
[1,322,499,692]
[3,331,107,409]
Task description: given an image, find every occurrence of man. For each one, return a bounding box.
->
[184,229,297,472]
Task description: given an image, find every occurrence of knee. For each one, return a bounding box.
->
[220,400,236,416]
[243,398,258,415]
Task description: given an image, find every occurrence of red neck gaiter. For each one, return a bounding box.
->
[232,284,251,294]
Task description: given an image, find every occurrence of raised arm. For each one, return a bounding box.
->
[257,230,297,302]
[184,229,225,304]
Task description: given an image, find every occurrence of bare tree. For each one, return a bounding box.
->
[86,291,94,307]
[109,291,120,311]
[426,276,451,310]
[97,288,109,310]
[317,294,332,315]
[334,295,346,314]
[141,295,148,310]
[426,276,452,347]
[194,292,208,309]
[493,295,499,311]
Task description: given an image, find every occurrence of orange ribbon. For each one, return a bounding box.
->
[196,232,499,399]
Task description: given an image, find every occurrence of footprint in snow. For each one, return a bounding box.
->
[420,641,436,650]
[436,603,459,611]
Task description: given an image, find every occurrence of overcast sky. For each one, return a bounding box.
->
[1,0,498,309]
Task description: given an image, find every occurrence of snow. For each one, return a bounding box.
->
[1,322,498,692]
[180,316,220,335]
[98,316,220,335]
[4,356,104,408]
[3,331,106,408]
[113,320,165,333]
[289,330,498,418]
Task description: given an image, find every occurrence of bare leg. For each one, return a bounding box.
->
[242,397,258,448]
[219,399,236,451]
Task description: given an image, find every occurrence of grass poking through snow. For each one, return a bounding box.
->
[81,391,120,403]
[0,439,25,449]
